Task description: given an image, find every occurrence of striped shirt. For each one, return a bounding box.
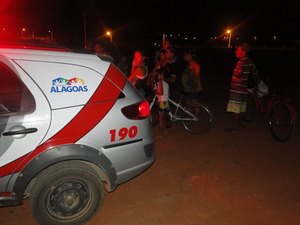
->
[230,57,257,94]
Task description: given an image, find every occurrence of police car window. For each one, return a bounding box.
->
[0,62,35,115]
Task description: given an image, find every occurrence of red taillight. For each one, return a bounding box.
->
[122,100,150,119]
[138,101,151,117]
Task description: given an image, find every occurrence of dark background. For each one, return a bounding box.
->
[1,0,299,102]
[1,0,299,48]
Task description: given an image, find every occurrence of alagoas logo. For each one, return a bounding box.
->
[50,77,88,93]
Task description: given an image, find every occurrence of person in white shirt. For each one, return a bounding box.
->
[155,68,170,136]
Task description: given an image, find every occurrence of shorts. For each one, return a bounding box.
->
[227,92,248,113]
[158,101,169,113]
[227,102,247,113]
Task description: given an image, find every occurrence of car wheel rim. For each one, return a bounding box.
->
[48,180,89,218]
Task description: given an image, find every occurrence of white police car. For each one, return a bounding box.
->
[0,43,155,225]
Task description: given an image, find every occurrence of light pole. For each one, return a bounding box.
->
[21,28,26,38]
[227,29,232,48]
[162,33,166,47]
[48,30,54,40]
[106,31,112,43]
[83,12,87,48]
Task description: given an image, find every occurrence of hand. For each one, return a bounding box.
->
[132,60,138,68]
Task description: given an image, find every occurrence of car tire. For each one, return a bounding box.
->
[30,160,104,225]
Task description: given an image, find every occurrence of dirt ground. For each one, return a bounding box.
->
[1,87,300,225]
[1,49,299,225]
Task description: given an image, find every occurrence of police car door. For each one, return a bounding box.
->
[0,58,51,180]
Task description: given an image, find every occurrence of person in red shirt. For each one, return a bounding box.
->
[128,50,148,96]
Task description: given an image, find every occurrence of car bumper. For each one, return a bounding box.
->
[102,136,155,185]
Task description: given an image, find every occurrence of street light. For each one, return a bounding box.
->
[227,29,232,48]
[106,31,112,43]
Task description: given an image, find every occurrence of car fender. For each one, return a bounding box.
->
[12,144,117,203]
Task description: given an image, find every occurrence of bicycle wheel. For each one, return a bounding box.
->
[268,103,295,142]
[243,93,258,123]
[181,103,213,135]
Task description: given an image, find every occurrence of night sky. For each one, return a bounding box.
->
[1,0,299,48]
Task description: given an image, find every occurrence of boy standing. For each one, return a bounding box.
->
[226,42,258,133]
[155,68,170,136]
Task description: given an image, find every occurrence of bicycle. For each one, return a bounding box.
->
[149,94,213,135]
[243,79,297,142]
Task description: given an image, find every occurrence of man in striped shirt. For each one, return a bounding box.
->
[226,42,259,133]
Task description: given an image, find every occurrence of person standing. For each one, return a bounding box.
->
[154,68,170,137]
[146,48,168,94]
[165,46,183,102]
[181,49,202,106]
[128,50,148,96]
[117,55,129,77]
[226,42,259,133]
[93,41,110,57]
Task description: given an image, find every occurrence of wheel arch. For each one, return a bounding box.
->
[14,144,117,202]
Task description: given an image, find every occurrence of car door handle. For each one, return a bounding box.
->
[2,128,38,136]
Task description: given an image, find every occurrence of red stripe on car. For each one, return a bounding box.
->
[0,65,126,177]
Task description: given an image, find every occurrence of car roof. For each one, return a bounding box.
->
[0,41,71,52]
[0,41,114,62]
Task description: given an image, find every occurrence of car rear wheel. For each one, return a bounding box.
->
[30,160,104,225]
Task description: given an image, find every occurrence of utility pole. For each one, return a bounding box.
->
[83,12,87,49]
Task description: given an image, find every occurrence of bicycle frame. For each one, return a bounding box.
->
[149,94,213,135]
[268,95,297,121]
[149,95,198,122]
[168,98,198,122]
[245,87,296,142]
[258,91,295,121]
[247,88,278,118]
